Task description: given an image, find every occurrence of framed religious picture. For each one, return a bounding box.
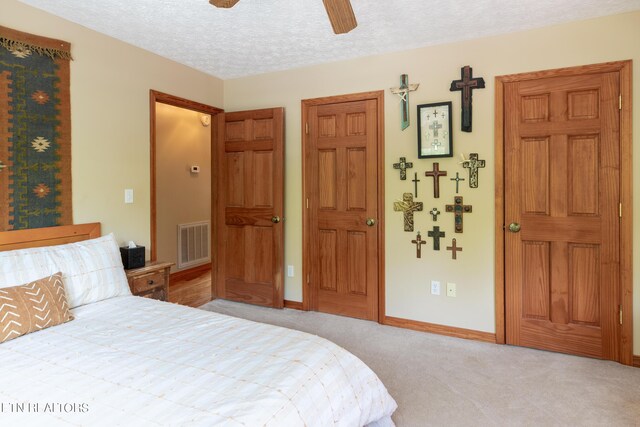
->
[417,101,453,158]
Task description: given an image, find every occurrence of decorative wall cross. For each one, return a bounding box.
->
[429,207,440,221]
[394,193,423,232]
[445,196,473,233]
[450,172,465,193]
[446,238,463,260]
[411,232,426,258]
[450,65,485,132]
[393,156,413,180]
[390,74,420,130]
[462,153,486,188]
[412,172,420,197]
[424,162,447,198]
[427,226,445,250]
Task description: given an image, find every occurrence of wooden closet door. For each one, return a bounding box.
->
[215,108,284,308]
[306,99,379,320]
[504,72,620,359]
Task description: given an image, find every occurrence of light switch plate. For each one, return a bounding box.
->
[124,189,134,204]
[431,280,441,295]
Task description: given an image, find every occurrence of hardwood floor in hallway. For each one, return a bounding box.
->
[169,269,212,307]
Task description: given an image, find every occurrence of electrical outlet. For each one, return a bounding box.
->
[287,265,294,277]
[446,283,457,297]
[431,280,441,295]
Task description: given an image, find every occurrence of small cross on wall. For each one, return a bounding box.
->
[462,153,486,188]
[446,238,463,260]
[424,162,448,198]
[445,196,473,233]
[412,172,420,197]
[393,156,413,180]
[450,172,465,194]
[411,232,426,258]
[393,193,423,232]
[429,207,440,221]
[427,226,446,251]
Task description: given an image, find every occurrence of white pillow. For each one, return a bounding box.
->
[0,233,131,308]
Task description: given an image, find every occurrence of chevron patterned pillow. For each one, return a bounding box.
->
[0,272,74,343]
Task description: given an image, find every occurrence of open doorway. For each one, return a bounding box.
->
[149,90,223,305]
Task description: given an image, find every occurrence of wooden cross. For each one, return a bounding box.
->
[427,226,445,251]
[446,238,463,260]
[450,65,485,132]
[411,232,426,258]
[393,193,423,232]
[450,172,465,193]
[429,207,440,221]
[393,156,413,180]
[462,153,486,188]
[445,196,473,233]
[390,74,419,130]
[424,162,447,198]
[412,172,420,197]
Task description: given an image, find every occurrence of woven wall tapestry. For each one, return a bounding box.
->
[0,26,72,231]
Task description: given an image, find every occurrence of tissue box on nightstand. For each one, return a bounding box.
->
[120,245,145,269]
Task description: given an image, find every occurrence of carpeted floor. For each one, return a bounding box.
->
[199,299,640,426]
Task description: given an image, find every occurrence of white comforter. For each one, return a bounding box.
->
[0,296,396,426]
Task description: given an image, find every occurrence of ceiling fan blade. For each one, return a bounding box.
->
[209,0,240,8]
[323,0,357,34]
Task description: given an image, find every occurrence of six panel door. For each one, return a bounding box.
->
[307,99,379,321]
[504,72,620,359]
[215,108,284,308]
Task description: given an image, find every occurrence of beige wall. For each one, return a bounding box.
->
[155,103,211,273]
[2,0,224,258]
[223,12,640,351]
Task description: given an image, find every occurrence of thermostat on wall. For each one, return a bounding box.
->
[191,165,200,174]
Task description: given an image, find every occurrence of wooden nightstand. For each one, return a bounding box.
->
[125,261,173,301]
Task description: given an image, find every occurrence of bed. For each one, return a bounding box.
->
[0,223,396,426]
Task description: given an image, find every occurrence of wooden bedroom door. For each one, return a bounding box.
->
[504,71,621,359]
[215,107,284,308]
[303,92,383,321]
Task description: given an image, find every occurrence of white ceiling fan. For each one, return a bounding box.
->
[209,0,358,34]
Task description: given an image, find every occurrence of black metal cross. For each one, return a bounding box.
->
[427,226,446,251]
[450,65,485,132]
[411,232,426,258]
[429,207,440,221]
[446,238,463,260]
[424,162,447,198]
[462,153,486,188]
[450,172,465,193]
[393,156,413,180]
[412,172,420,197]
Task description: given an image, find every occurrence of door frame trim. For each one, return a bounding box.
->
[148,90,223,282]
[494,60,633,365]
[301,90,386,322]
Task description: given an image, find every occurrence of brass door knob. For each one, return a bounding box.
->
[508,222,521,233]
[271,216,281,224]
[366,218,376,227]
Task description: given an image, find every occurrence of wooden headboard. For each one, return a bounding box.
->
[0,223,101,251]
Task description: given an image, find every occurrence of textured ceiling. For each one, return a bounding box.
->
[18,0,640,79]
